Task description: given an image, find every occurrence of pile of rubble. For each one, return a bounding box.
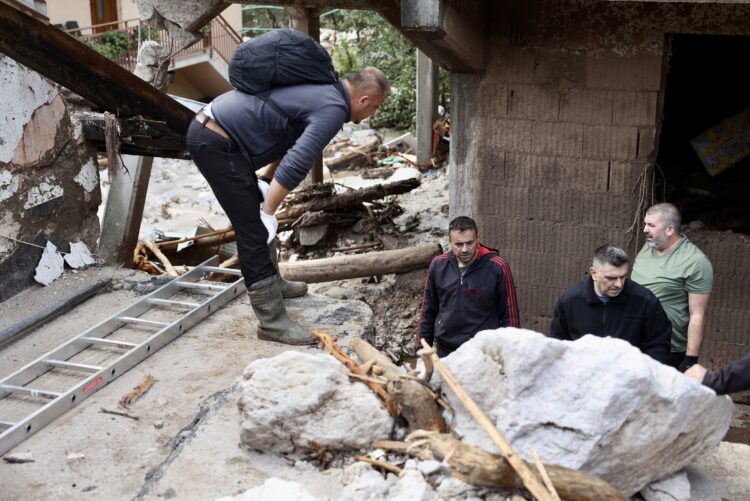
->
[220,328,733,500]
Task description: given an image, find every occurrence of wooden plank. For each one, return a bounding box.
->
[416,49,438,164]
[0,1,193,135]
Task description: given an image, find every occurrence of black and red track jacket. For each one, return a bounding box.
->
[416,244,520,350]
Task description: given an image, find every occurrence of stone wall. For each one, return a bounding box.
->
[450,0,750,365]
[0,55,100,302]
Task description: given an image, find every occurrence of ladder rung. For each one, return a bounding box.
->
[0,384,61,399]
[201,266,242,276]
[176,281,228,291]
[80,337,138,349]
[117,316,170,328]
[0,420,14,429]
[44,359,103,373]
[147,298,200,308]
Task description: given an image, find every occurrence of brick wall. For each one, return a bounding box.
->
[450,0,750,361]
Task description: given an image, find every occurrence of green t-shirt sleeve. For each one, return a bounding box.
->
[685,254,713,293]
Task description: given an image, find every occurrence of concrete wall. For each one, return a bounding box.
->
[450,0,750,366]
[0,56,100,302]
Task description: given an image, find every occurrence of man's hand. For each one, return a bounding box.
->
[259,205,278,244]
[257,178,270,201]
[685,363,708,384]
[679,355,699,373]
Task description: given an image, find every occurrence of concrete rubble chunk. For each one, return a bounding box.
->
[641,470,691,501]
[215,478,320,501]
[439,328,734,497]
[64,241,96,269]
[238,350,394,453]
[34,241,64,285]
[3,452,34,463]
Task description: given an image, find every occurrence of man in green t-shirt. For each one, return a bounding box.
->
[631,203,713,372]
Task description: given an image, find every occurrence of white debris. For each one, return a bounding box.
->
[63,241,96,269]
[388,462,437,501]
[34,241,64,285]
[24,180,64,209]
[0,170,20,202]
[73,159,99,192]
[238,351,394,453]
[215,478,319,501]
[439,328,734,497]
[641,470,691,501]
[3,452,34,463]
[66,452,86,462]
[388,167,422,183]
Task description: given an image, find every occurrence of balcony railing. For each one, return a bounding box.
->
[66,15,241,72]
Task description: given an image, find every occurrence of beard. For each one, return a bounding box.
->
[645,234,667,250]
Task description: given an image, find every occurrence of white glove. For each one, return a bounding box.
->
[259,205,278,244]
[257,178,270,201]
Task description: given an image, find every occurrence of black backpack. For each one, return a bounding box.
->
[229,28,338,95]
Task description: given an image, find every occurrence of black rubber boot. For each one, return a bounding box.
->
[269,239,308,298]
[247,276,316,345]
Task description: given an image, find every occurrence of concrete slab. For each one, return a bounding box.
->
[0,270,371,500]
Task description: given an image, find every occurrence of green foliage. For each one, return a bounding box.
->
[86,31,131,60]
[322,10,450,130]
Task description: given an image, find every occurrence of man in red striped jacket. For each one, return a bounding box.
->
[416,216,520,357]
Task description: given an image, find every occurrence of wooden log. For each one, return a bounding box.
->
[408,432,626,501]
[277,178,420,224]
[279,243,441,283]
[141,240,180,277]
[420,341,553,501]
[349,338,446,433]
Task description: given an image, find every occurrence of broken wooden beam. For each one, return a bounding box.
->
[76,114,189,159]
[0,2,193,135]
[278,243,442,283]
[349,337,446,433]
[407,432,626,501]
[277,178,420,224]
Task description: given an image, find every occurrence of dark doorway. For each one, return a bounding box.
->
[656,34,750,232]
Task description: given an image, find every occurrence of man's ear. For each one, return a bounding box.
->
[589,266,597,277]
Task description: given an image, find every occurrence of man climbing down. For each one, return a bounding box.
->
[186,29,389,345]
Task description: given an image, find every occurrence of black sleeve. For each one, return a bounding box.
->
[702,353,750,395]
[641,297,672,364]
[416,263,439,348]
[549,296,571,340]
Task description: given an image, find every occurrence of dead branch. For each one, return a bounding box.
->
[133,242,164,275]
[311,331,398,415]
[118,374,155,409]
[279,244,441,283]
[350,338,445,433]
[140,240,180,276]
[100,407,139,420]
[406,432,626,501]
[353,455,403,475]
[276,178,420,224]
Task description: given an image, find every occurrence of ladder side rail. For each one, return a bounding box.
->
[0,257,242,455]
[0,256,222,391]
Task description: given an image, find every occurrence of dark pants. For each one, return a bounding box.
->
[186,118,275,287]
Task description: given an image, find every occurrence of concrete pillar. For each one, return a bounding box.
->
[416,49,438,165]
[98,42,170,265]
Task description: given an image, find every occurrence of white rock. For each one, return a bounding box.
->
[216,478,319,501]
[641,470,691,501]
[388,167,422,183]
[3,452,34,463]
[239,351,394,453]
[338,468,393,501]
[388,468,438,501]
[436,476,474,498]
[34,241,64,285]
[440,328,734,497]
[416,459,443,476]
[339,461,376,486]
[66,452,86,462]
[64,241,96,269]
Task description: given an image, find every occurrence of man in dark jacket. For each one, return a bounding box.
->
[549,244,671,364]
[186,67,389,346]
[685,354,750,394]
[416,216,520,357]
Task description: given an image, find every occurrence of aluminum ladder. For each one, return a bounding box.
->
[0,256,245,455]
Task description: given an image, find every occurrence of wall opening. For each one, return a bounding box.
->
[656,34,750,232]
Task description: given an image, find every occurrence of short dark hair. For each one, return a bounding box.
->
[345,67,390,97]
[646,203,681,229]
[449,216,478,234]
[593,244,629,268]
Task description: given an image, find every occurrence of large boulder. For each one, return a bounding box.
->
[239,350,393,453]
[439,328,733,497]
